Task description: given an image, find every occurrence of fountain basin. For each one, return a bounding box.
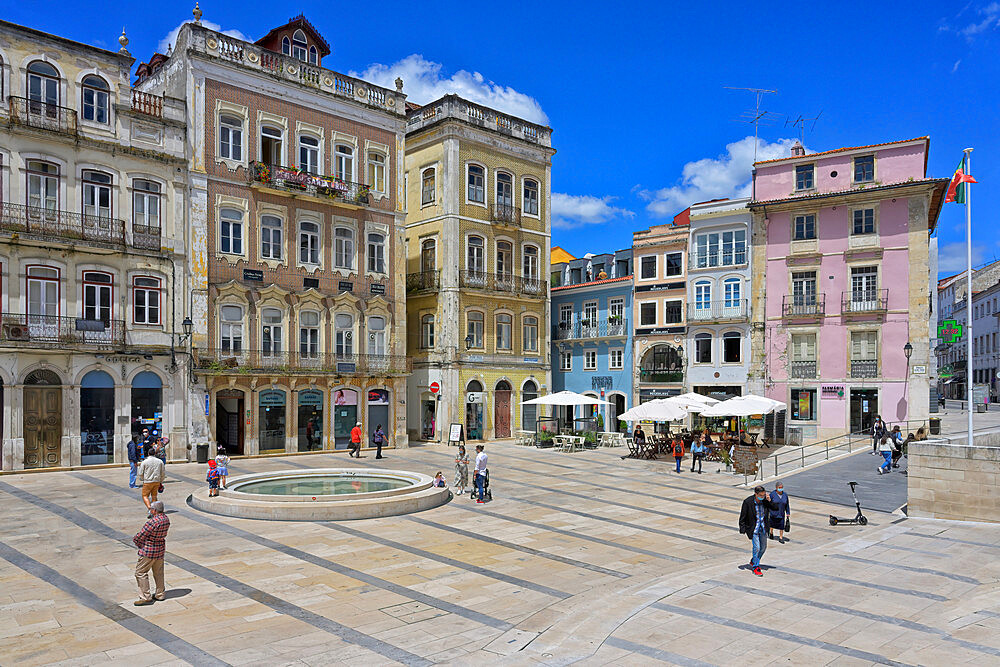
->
[189,468,450,520]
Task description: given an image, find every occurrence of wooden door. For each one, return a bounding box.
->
[24,386,62,468]
[495,389,511,438]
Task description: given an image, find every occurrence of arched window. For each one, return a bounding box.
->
[335,313,353,355]
[291,29,308,61]
[496,171,513,208]
[261,307,283,356]
[81,170,112,219]
[334,144,354,181]
[219,208,243,254]
[281,36,291,55]
[308,45,318,65]
[420,239,436,273]
[523,178,539,216]
[421,314,435,348]
[496,241,513,277]
[298,134,319,173]
[27,61,59,107]
[300,220,320,265]
[81,75,109,123]
[367,232,385,273]
[260,125,283,164]
[695,332,712,364]
[368,316,386,355]
[334,227,354,269]
[723,277,741,308]
[421,167,435,205]
[299,310,319,358]
[467,164,485,203]
[26,265,60,322]
[220,305,243,353]
[694,279,712,311]
[723,331,741,363]
[367,151,386,193]
[133,179,161,230]
[467,236,484,274]
[496,313,512,350]
[26,160,59,213]
[219,114,243,161]
[522,316,538,352]
[261,215,282,260]
[467,379,483,393]
[522,245,539,280]
[82,271,113,324]
[467,311,484,349]
[132,276,161,325]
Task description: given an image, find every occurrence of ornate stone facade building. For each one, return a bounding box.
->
[135,14,409,455]
[0,20,189,469]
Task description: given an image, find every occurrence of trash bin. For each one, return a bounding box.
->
[929,417,941,435]
[977,404,988,413]
[196,443,209,464]
[786,426,803,447]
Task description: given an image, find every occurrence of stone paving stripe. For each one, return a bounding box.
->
[75,472,516,631]
[650,601,917,667]
[704,579,1000,658]
[908,531,1000,551]
[769,564,949,601]
[603,636,718,666]
[0,480,432,667]
[0,539,231,667]
[977,610,1000,619]
[865,541,944,557]
[316,522,573,599]
[402,516,629,579]
[826,553,981,584]
[447,502,690,563]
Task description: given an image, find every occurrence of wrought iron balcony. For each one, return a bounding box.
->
[687,299,748,322]
[490,203,521,226]
[194,349,411,376]
[789,360,817,378]
[639,368,684,383]
[842,289,889,314]
[406,270,440,293]
[249,162,371,207]
[782,293,826,318]
[850,359,879,378]
[459,271,546,296]
[554,319,628,340]
[8,96,77,135]
[0,202,160,250]
[0,313,125,348]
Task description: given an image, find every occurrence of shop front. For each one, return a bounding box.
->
[131,371,164,440]
[297,389,323,451]
[367,388,390,446]
[466,381,484,440]
[333,387,359,449]
[421,396,437,440]
[258,389,287,453]
[216,388,245,455]
[80,370,115,465]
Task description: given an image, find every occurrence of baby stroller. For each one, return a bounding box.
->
[470,468,493,501]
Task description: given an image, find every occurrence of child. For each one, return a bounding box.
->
[432,471,446,487]
[215,446,230,489]
[206,460,221,497]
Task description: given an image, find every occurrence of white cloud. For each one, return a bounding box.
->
[351,54,547,125]
[551,193,634,230]
[636,136,800,218]
[940,2,1000,39]
[952,59,962,73]
[157,20,250,54]
[938,241,985,273]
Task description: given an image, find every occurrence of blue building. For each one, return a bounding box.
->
[550,248,633,430]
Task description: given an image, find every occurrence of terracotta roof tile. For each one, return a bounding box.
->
[552,276,633,292]
[754,137,929,165]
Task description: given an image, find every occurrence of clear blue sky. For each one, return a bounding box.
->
[10,0,997,275]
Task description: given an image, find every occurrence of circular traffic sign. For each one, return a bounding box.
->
[429,382,440,394]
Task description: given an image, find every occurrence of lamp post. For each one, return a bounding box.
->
[170,317,195,383]
[464,334,473,350]
[903,341,913,422]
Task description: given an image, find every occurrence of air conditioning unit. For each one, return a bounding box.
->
[4,323,29,341]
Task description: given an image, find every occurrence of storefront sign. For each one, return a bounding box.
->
[635,283,685,293]
[368,389,389,405]
[338,281,354,293]
[634,327,686,336]
[523,357,539,363]
[337,362,357,374]
[938,319,963,344]
[369,283,386,296]
[912,365,927,374]
[448,423,465,444]
[821,385,845,398]
[592,376,613,390]
[466,392,483,403]
[204,394,209,416]
[243,269,264,282]
[259,389,286,406]
[298,389,323,406]
[101,355,141,363]
[639,388,679,400]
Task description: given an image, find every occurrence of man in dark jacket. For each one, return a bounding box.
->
[739,485,778,576]
[127,435,142,488]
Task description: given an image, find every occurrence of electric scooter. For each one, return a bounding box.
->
[829,481,868,525]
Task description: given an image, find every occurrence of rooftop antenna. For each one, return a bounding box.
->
[785,111,823,145]
[725,86,777,162]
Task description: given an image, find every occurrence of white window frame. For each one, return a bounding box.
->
[795,163,815,191]
[694,332,712,364]
[522,177,539,217]
[133,179,161,230]
[334,313,354,356]
[260,214,283,260]
[259,124,284,165]
[522,315,538,352]
[367,232,386,274]
[299,310,320,358]
[81,74,110,125]
[367,150,386,194]
[220,304,243,353]
[261,307,283,357]
[299,219,321,266]
[722,331,741,364]
[584,349,597,371]
[560,350,572,371]
[298,134,320,174]
[640,255,657,280]
[367,316,387,356]
[219,207,244,255]
[132,276,161,325]
[218,112,244,164]
[334,143,354,181]
[467,311,484,349]
[466,163,486,205]
[421,314,435,349]
[333,226,355,271]
[609,348,624,369]
[496,313,513,351]
[421,167,436,206]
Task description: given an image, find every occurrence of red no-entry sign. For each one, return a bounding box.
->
[429,382,440,394]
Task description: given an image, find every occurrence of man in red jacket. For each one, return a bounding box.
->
[349,421,362,458]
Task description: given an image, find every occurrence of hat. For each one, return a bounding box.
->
[356,422,361,427]
[753,485,765,493]
[208,460,216,467]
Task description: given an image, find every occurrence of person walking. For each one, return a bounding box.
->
[671,436,685,474]
[133,500,170,605]
[127,434,142,489]
[215,447,230,489]
[739,485,778,576]
[373,424,385,459]
[473,444,488,504]
[870,415,886,455]
[877,435,893,474]
[768,482,790,543]
[454,444,470,497]
[689,434,707,474]
[890,426,905,468]
[156,436,168,464]
[137,445,166,516]
[349,421,363,458]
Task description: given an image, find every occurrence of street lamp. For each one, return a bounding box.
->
[170,316,197,383]
[903,342,913,362]
[464,334,474,350]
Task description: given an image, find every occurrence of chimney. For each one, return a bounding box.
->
[790,141,806,157]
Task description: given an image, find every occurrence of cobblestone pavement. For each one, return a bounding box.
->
[1,443,998,665]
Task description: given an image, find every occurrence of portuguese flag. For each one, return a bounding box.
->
[945,155,977,204]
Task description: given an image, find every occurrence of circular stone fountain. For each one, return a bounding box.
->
[189,468,449,520]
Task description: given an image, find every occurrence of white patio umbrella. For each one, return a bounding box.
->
[619,399,688,423]
[663,393,719,412]
[700,394,786,418]
[520,390,611,406]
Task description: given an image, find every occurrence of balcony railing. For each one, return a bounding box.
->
[0,313,125,347]
[406,270,440,293]
[789,360,817,378]
[194,350,411,376]
[249,162,371,207]
[130,89,163,118]
[639,369,684,383]
[0,202,160,250]
[8,96,77,134]
[850,359,879,378]
[842,289,889,314]
[554,320,628,340]
[687,299,748,321]
[459,271,546,296]
[491,203,521,226]
[690,251,748,270]
[782,293,826,318]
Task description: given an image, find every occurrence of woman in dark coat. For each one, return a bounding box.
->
[767,482,790,543]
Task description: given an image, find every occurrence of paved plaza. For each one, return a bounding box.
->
[1,443,1000,666]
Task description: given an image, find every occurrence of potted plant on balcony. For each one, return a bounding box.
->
[608,315,622,325]
[356,185,371,205]
[580,318,592,328]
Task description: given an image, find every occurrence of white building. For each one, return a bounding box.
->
[685,198,751,398]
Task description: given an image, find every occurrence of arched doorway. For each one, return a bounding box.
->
[80,370,115,465]
[521,380,538,431]
[23,369,61,468]
[495,380,512,438]
[131,371,163,440]
[216,389,245,455]
[466,380,483,440]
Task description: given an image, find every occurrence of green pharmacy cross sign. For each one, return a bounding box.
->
[938,320,964,344]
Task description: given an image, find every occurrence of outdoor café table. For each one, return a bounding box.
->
[555,435,584,453]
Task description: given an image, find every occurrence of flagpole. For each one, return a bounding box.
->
[965,147,974,446]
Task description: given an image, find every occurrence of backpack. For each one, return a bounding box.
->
[673,442,684,456]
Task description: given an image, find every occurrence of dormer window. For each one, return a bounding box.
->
[309,45,318,65]
[281,36,291,55]
[292,29,308,61]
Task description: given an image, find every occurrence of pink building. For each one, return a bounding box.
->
[748,138,948,442]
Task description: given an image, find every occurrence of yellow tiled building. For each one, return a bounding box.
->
[404,95,554,442]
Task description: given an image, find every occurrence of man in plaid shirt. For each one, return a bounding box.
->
[133,500,170,605]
